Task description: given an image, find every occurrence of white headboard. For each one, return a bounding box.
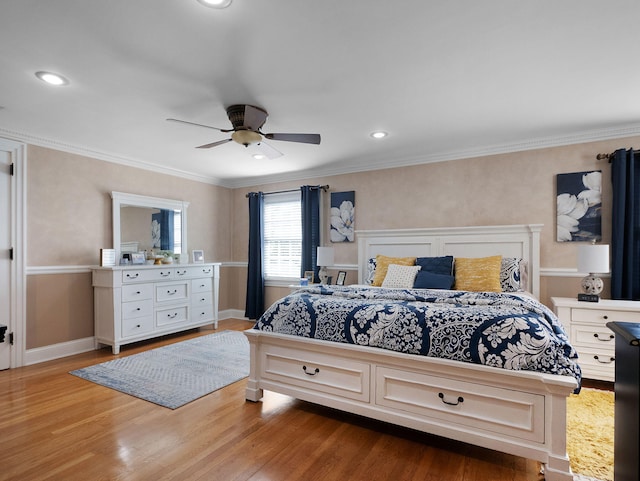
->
[356,224,542,298]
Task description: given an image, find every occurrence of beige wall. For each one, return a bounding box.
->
[26,145,233,348]
[23,134,635,349]
[232,137,633,308]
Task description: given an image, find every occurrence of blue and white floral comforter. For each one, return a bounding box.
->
[254,285,581,387]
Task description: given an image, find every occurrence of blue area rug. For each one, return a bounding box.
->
[70,330,249,409]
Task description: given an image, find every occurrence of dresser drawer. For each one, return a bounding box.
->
[155,282,188,303]
[191,291,213,307]
[121,299,153,320]
[575,347,616,382]
[260,345,370,402]
[122,283,153,302]
[156,305,189,327]
[175,266,215,279]
[570,324,616,349]
[122,316,154,338]
[122,268,175,283]
[571,307,640,324]
[375,366,544,443]
[191,278,212,293]
[191,304,214,323]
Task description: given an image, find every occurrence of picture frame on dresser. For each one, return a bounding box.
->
[192,250,204,263]
[130,252,145,265]
[303,270,314,284]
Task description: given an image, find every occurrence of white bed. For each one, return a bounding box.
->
[244,224,577,481]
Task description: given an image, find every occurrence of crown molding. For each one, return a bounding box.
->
[225,122,640,188]
[0,127,226,186]
[4,122,640,190]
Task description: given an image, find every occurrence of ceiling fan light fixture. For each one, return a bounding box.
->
[35,71,69,86]
[196,0,232,8]
[370,131,388,139]
[232,129,262,146]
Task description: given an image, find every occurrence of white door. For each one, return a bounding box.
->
[0,149,11,369]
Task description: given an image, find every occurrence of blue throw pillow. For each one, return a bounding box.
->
[413,271,455,289]
[415,256,454,276]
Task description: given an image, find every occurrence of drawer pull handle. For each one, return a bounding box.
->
[438,392,464,406]
[177,271,186,275]
[203,269,212,274]
[136,324,141,328]
[302,365,319,376]
[167,313,178,319]
[594,355,615,364]
[126,273,139,279]
[594,333,615,341]
[167,289,177,295]
[160,271,170,277]
[603,315,608,320]
[136,308,141,311]
[135,291,141,295]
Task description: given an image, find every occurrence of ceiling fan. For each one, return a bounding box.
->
[167,104,321,159]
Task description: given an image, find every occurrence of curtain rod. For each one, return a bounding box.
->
[246,184,329,198]
[596,150,638,163]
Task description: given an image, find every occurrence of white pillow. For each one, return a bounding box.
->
[382,264,421,289]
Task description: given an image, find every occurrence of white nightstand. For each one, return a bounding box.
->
[552,297,640,381]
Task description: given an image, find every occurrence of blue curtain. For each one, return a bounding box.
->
[611,148,640,300]
[152,210,174,251]
[301,186,321,282]
[245,192,265,319]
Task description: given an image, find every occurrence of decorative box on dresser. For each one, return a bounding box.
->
[92,263,220,354]
[551,296,640,381]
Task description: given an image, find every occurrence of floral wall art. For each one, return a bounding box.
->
[330,191,355,242]
[556,170,602,242]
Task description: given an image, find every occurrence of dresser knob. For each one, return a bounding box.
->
[603,315,608,320]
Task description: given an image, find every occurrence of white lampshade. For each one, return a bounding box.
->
[577,244,609,274]
[316,246,334,267]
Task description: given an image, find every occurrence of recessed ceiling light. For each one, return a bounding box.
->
[252,154,266,160]
[370,131,388,139]
[196,0,232,8]
[35,71,69,86]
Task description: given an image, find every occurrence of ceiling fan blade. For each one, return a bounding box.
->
[196,138,232,149]
[242,105,269,131]
[247,141,283,160]
[167,118,232,133]
[264,133,321,145]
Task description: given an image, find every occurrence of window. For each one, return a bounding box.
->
[263,191,302,279]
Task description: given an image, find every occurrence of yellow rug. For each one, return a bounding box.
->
[566,388,614,481]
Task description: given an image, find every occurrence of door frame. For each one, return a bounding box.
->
[0,138,26,368]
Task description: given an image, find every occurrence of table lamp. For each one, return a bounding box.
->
[577,243,609,302]
[316,246,334,284]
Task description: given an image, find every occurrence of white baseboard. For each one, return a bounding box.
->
[25,337,95,366]
[219,309,250,321]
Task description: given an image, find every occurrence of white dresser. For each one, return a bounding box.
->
[552,296,640,381]
[92,263,220,354]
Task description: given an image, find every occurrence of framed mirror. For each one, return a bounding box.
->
[112,191,189,264]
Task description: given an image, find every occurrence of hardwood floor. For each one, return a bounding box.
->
[0,319,545,481]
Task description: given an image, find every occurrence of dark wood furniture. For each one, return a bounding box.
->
[606,321,640,481]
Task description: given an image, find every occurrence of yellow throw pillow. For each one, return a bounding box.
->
[372,255,416,286]
[454,255,503,292]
